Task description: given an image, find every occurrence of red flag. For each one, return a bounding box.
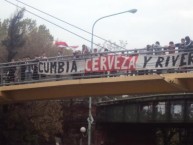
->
[55,41,78,49]
[55,41,68,47]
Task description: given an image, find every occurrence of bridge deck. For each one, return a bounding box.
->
[1,73,193,103]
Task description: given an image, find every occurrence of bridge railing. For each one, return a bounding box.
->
[0,47,193,86]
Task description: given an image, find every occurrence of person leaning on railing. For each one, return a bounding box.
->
[146,44,153,55]
[167,41,176,54]
[93,48,99,57]
[39,52,48,79]
[175,38,186,53]
[6,59,16,83]
[184,36,193,52]
[32,56,40,80]
[185,36,193,72]
[14,59,22,82]
[152,41,163,74]
[153,41,163,55]
[20,57,27,81]
[25,57,34,81]
[164,41,176,73]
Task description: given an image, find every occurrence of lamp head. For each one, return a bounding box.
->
[80,127,86,133]
[128,9,137,14]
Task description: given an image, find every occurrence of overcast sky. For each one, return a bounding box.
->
[1,0,193,50]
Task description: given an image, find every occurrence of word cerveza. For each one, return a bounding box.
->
[85,55,138,72]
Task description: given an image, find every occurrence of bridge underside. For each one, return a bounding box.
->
[0,73,193,103]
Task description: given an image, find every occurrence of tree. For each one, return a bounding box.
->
[1,9,72,61]
[0,19,9,62]
[0,101,63,145]
[18,24,55,58]
[0,19,9,40]
[16,22,72,59]
[28,101,63,140]
[2,8,26,62]
[0,8,76,145]
[0,9,65,145]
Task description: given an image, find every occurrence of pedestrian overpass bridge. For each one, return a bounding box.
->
[1,49,193,103]
[1,72,193,104]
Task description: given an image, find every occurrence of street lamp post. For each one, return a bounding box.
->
[80,127,87,145]
[90,9,137,52]
[88,9,137,145]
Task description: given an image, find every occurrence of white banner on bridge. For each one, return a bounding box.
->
[38,52,193,75]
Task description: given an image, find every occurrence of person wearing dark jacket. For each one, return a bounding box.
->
[7,59,16,83]
[185,36,193,52]
[176,38,186,53]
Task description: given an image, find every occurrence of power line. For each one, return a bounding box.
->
[5,0,103,49]
[14,0,127,50]
[16,0,101,40]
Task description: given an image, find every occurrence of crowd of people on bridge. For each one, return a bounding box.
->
[0,52,48,84]
[144,36,193,55]
[71,36,193,56]
[0,35,193,85]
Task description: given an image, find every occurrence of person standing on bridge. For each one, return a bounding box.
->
[185,36,193,52]
[7,59,16,83]
[25,57,34,82]
[152,41,163,74]
[167,41,176,54]
[153,41,163,55]
[176,38,186,53]
[40,52,48,79]
[32,56,40,80]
